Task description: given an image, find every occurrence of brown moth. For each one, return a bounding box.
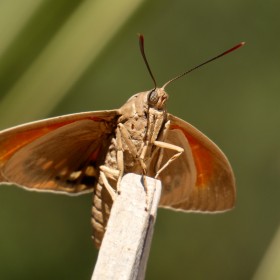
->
[0,35,243,248]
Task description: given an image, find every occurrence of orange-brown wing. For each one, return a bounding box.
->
[0,110,118,194]
[158,114,236,212]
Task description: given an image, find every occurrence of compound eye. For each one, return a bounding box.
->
[148,90,158,106]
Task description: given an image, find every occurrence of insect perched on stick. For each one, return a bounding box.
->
[0,35,244,248]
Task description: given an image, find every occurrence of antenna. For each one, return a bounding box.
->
[162,42,245,89]
[139,34,157,89]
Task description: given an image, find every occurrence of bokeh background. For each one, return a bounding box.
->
[0,0,279,279]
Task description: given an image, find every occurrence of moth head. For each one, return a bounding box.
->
[147,88,168,109]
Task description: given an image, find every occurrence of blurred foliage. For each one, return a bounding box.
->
[0,0,279,279]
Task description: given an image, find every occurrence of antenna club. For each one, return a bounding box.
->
[138,34,144,44]
[223,42,245,56]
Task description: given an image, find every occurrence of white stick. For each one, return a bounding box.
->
[91,173,162,280]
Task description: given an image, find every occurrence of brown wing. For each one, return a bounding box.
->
[158,114,236,212]
[0,111,118,194]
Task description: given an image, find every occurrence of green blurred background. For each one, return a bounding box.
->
[0,0,279,279]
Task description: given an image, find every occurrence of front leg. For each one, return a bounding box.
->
[115,124,147,193]
[118,123,147,172]
[116,123,151,202]
[153,140,184,179]
[115,125,125,193]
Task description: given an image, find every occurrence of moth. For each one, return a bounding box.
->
[0,35,243,248]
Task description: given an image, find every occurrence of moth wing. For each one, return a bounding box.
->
[158,114,236,212]
[0,110,118,194]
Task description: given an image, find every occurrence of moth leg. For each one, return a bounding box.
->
[147,108,165,143]
[118,123,137,157]
[99,165,119,181]
[118,123,149,208]
[118,123,147,171]
[153,141,184,179]
[99,171,117,201]
[115,125,125,193]
[139,108,165,165]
